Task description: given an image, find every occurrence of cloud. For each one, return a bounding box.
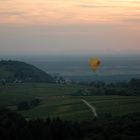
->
[123,18,140,24]
[0,11,25,16]
[0,0,12,1]
[78,4,112,8]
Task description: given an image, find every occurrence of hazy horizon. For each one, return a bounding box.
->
[1,54,140,82]
[0,53,140,61]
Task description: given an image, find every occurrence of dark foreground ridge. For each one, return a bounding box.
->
[0,108,140,140]
[0,60,54,83]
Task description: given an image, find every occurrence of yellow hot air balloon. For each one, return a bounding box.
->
[88,58,100,71]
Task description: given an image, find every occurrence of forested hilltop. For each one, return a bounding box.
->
[0,60,54,83]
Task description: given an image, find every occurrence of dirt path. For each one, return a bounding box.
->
[81,99,98,118]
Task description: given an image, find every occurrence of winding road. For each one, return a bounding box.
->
[81,99,98,118]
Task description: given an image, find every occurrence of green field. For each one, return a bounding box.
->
[0,83,140,121]
[0,83,84,106]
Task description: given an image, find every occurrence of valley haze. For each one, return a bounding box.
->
[0,54,140,82]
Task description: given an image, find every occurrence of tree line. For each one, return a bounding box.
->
[17,99,40,111]
[0,108,140,140]
[73,78,140,96]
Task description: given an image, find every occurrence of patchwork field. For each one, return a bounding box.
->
[0,83,84,107]
[21,96,140,121]
[0,83,140,121]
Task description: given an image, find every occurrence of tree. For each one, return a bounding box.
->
[17,101,30,111]
[30,99,40,107]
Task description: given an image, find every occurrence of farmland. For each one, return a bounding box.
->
[0,83,140,121]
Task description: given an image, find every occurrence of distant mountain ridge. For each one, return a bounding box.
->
[0,60,54,83]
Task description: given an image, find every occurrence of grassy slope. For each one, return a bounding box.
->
[22,96,140,121]
[0,83,84,107]
[0,83,140,121]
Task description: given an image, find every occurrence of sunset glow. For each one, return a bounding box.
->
[0,0,140,55]
[0,0,140,25]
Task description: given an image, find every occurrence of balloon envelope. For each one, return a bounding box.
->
[88,58,100,71]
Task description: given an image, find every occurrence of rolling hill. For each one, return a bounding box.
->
[0,60,54,83]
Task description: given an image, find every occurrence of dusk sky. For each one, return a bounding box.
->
[0,0,140,55]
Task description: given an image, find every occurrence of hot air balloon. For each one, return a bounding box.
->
[88,58,100,71]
